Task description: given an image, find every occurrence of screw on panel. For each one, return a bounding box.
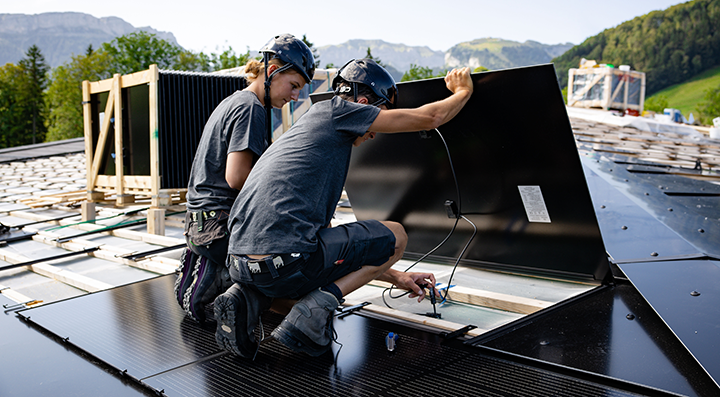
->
[690,291,701,296]
[698,229,705,233]
[645,192,649,195]
[539,340,549,346]
[626,314,635,320]
[621,226,628,230]
[668,208,673,212]
[651,252,659,256]
[600,205,606,209]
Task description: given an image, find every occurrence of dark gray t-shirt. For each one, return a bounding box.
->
[187,90,267,211]
[228,96,381,254]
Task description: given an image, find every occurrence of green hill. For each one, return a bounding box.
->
[553,0,720,95]
[648,64,720,119]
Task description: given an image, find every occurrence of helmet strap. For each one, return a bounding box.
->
[264,55,272,146]
[263,57,294,146]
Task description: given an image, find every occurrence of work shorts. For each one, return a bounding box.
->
[228,219,396,299]
[184,210,229,267]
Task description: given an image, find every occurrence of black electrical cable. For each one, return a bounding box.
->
[383,127,478,308]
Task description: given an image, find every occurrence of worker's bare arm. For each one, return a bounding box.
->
[225,150,255,190]
[368,67,473,133]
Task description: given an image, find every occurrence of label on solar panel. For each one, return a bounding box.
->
[518,185,551,223]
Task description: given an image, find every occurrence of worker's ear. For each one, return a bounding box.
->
[356,96,369,105]
[267,64,279,74]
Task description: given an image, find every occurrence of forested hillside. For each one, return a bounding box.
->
[553,0,720,95]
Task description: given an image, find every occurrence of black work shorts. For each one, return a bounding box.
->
[233,219,396,299]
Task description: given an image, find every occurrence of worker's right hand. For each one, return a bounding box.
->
[445,67,473,96]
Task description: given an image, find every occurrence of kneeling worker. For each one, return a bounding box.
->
[215,59,474,357]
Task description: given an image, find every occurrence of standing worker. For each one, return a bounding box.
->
[214,58,474,357]
[175,34,315,322]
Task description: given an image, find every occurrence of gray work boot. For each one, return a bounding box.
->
[271,288,339,356]
[214,283,273,358]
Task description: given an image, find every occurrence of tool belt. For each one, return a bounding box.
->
[231,253,307,282]
[184,210,229,247]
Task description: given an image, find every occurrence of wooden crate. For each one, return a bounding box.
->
[567,67,646,112]
[82,66,336,234]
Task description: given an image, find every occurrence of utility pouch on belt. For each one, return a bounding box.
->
[185,210,228,246]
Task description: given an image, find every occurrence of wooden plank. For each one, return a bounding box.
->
[114,73,125,204]
[82,80,94,200]
[368,280,552,314]
[88,68,154,94]
[0,284,34,305]
[149,64,161,207]
[0,249,112,293]
[96,175,152,190]
[30,235,179,275]
[446,285,552,314]
[343,298,487,337]
[89,75,117,191]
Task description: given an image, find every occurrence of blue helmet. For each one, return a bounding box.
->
[260,34,316,83]
[332,58,397,108]
[259,34,316,145]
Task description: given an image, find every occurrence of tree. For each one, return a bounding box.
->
[0,63,28,148]
[552,0,720,94]
[696,84,720,125]
[401,64,446,82]
[365,47,386,67]
[18,45,50,144]
[302,34,320,68]
[45,51,112,142]
[644,95,669,113]
[208,46,252,71]
[474,66,489,72]
[174,50,212,72]
[0,45,50,148]
[101,31,182,75]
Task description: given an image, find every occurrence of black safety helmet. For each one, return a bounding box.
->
[260,34,315,145]
[260,33,316,84]
[332,58,397,108]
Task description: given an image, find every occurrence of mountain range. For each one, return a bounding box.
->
[0,12,573,78]
[0,12,178,67]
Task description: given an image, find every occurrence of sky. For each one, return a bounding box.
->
[4,0,687,53]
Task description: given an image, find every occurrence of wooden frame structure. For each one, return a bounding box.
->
[567,67,646,113]
[82,65,163,208]
[82,66,336,234]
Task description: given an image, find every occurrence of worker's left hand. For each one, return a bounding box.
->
[393,271,440,302]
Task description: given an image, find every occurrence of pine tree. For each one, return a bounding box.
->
[18,45,50,144]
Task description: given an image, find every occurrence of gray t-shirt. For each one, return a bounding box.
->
[228,96,381,254]
[187,90,267,211]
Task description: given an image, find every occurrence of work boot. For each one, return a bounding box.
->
[174,248,198,316]
[214,283,273,358]
[271,288,339,357]
[175,249,231,323]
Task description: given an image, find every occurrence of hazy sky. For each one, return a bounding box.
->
[4,0,686,52]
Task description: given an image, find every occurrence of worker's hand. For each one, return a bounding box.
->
[445,67,473,96]
[393,271,440,302]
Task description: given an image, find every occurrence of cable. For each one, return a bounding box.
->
[383,127,478,309]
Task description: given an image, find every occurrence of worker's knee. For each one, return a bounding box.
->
[381,221,407,251]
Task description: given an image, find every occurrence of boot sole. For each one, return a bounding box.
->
[214,286,253,358]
